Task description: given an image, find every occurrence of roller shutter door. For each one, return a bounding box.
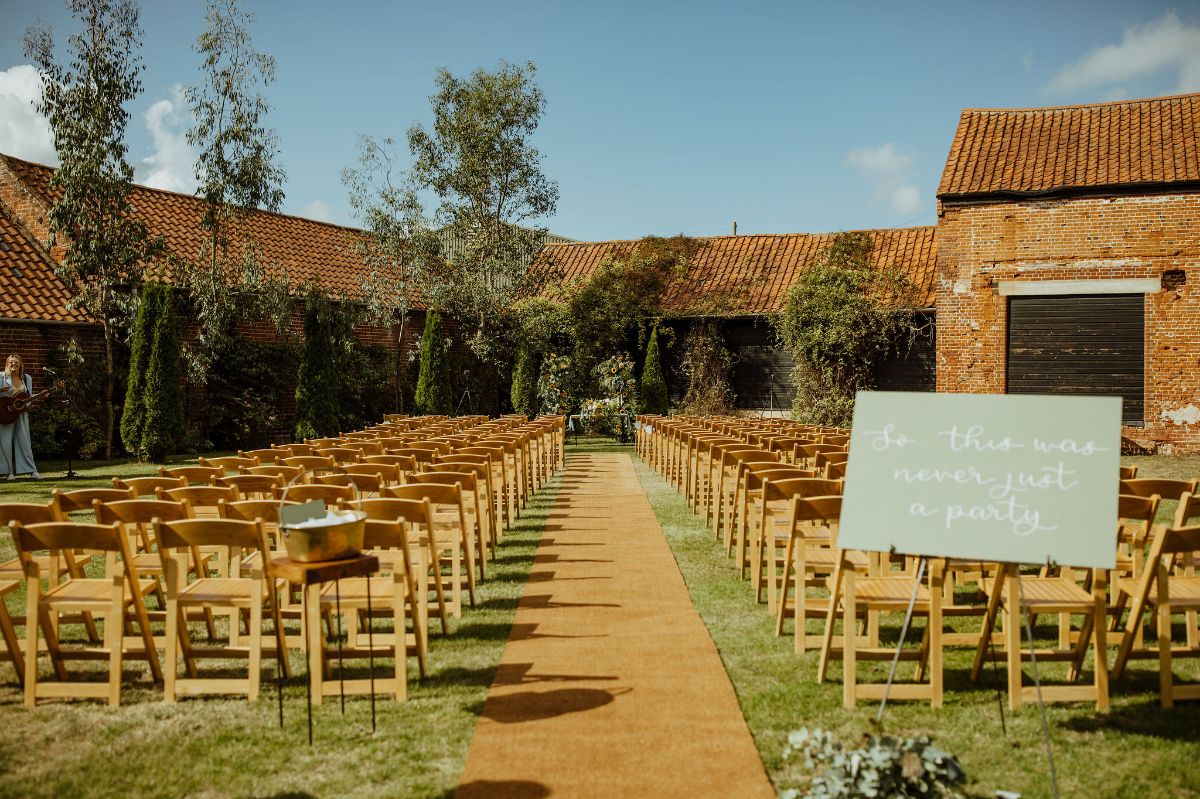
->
[1006,294,1143,425]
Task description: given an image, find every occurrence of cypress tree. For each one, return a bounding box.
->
[640,326,669,415]
[294,292,341,440]
[139,286,185,462]
[414,310,453,416]
[510,345,541,418]
[120,284,160,455]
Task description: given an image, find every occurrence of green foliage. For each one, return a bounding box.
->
[203,333,298,451]
[138,285,185,462]
[536,353,572,415]
[580,354,638,438]
[564,236,697,394]
[24,0,160,458]
[678,320,735,415]
[639,326,669,415]
[346,61,558,365]
[414,310,453,416]
[780,728,966,799]
[510,346,541,418]
[32,336,104,460]
[119,284,159,454]
[294,292,341,440]
[180,0,290,381]
[773,232,920,426]
[338,342,394,431]
[513,297,570,353]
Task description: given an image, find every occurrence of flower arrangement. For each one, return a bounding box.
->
[580,354,638,438]
[536,352,573,414]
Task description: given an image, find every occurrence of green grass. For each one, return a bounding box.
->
[0,454,561,799]
[630,450,1200,799]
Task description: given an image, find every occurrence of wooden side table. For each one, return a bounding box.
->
[271,554,380,744]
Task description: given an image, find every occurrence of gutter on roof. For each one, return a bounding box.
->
[938,180,1200,205]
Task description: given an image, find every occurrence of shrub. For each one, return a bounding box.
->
[30,403,103,460]
[338,342,394,430]
[511,345,541,418]
[414,310,453,416]
[678,320,735,415]
[139,285,185,462]
[773,232,920,426]
[119,283,159,455]
[294,291,342,440]
[780,727,967,799]
[639,326,668,415]
[204,334,299,450]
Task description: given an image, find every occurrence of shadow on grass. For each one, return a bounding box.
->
[1061,698,1200,741]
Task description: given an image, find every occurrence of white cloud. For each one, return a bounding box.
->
[137,85,196,193]
[845,143,925,218]
[890,184,922,215]
[846,143,913,174]
[297,200,333,222]
[0,65,56,165]
[1047,11,1200,95]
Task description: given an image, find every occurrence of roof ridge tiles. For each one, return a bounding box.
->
[960,91,1200,114]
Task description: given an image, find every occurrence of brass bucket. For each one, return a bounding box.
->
[279,467,367,562]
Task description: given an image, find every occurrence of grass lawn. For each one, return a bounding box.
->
[630,450,1200,799]
[0,453,561,799]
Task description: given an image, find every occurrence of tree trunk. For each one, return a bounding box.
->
[103,320,115,460]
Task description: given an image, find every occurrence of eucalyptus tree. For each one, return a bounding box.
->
[24,0,158,458]
[182,0,289,378]
[344,61,559,362]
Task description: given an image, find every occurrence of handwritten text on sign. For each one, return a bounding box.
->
[839,393,1120,569]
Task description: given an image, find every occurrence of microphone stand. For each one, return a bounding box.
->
[46,369,78,480]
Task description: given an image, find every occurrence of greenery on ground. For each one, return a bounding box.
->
[0,457,561,799]
[631,451,1200,799]
[773,233,922,426]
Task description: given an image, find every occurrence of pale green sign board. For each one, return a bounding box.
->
[840,392,1120,569]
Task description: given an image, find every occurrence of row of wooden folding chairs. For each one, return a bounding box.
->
[636,416,1199,711]
[0,414,565,707]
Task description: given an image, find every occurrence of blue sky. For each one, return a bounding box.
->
[2,1,1199,241]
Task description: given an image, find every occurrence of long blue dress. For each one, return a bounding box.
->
[0,373,38,476]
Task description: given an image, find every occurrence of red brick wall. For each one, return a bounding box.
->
[0,322,104,388]
[936,191,1200,452]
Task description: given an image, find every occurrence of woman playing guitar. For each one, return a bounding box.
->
[0,354,41,480]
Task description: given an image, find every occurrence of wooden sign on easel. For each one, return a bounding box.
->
[839,392,1121,569]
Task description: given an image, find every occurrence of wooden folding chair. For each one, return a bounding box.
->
[13,520,163,707]
[217,473,285,500]
[754,477,844,611]
[281,455,336,472]
[315,447,362,465]
[114,475,186,497]
[154,517,287,701]
[239,448,280,465]
[411,471,489,577]
[317,471,386,498]
[243,464,303,484]
[280,483,355,506]
[819,551,947,708]
[54,487,136,519]
[314,501,431,702]
[159,465,223,485]
[385,482,475,617]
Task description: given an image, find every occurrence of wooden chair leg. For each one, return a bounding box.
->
[842,569,857,708]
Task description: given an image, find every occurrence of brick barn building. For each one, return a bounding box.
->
[935,92,1200,453]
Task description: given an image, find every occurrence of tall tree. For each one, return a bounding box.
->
[25,0,157,459]
[182,0,289,379]
[294,292,341,440]
[414,311,452,416]
[639,326,669,416]
[119,282,160,454]
[344,61,558,363]
[139,284,184,461]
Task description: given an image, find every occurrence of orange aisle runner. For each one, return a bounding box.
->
[456,453,774,799]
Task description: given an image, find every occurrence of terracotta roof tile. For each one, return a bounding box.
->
[3,155,375,302]
[0,200,91,324]
[533,227,937,314]
[938,93,1200,199]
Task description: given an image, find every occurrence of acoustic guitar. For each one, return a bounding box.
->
[0,380,64,425]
